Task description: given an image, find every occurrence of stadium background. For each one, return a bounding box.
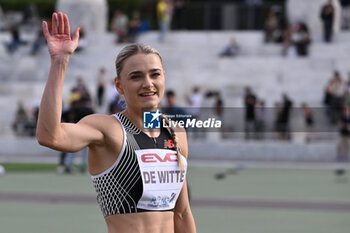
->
[0,0,350,233]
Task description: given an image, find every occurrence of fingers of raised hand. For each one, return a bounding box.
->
[72,27,80,43]
[51,12,70,36]
[58,12,64,34]
[63,14,71,36]
[42,21,51,40]
[52,12,58,35]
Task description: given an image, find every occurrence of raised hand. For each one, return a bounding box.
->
[42,12,80,59]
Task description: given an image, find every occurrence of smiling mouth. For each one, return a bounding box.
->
[139,92,156,97]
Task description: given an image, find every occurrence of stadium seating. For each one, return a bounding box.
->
[0,30,349,160]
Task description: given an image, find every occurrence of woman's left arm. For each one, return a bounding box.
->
[174,127,196,233]
[174,180,196,233]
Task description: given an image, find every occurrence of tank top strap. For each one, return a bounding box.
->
[114,113,141,135]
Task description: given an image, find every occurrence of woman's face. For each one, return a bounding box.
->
[115,53,165,111]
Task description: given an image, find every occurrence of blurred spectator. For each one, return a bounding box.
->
[75,27,87,53]
[255,99,266,139]
[341,0,350,29]
[107,80,125,114]
[219,37,240,58]
[31,104,39,133]
[282,25,292,56]
[162,90,186,122]
[108,94,125,114]
[324,78,334,123]
[157,0,172,42]
[67,77,93,120]
[276,93,293,140]
[214,91,224,121]
[292,22,311,56]
[301,103,314,130]
[172,0,186,30]
[244,87,257,140]
[139,19,150,33]
[69,98,94,128]
[5,26,26,54]
[30,29,46,55]
[329,71,345,124]
[74,76,91,102]
[12,101,28,136]
[202,90,225,137]
[22,3,39,26]
[111,10,129,44]
[283,22,311,57]
[214,91,225,138]
[264,8,283,43]
[274,102,282,138]
[203,90,224,118]
[186,86,202,139]
[346,72,350,93]
[301,102,314,143]
[324,78,333,107]
[186,86,202,118]
[344,72,350,107]
[320,0,335,43]
[336,104,350,181]
[96,68,106,107]
[68,87,82,106]
[108,80,118,104]
[128,10,142,43]
[12,101,38,137]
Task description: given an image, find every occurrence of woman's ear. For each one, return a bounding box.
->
[115,76,124,95]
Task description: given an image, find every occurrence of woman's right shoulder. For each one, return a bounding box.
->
[79,113,124,136]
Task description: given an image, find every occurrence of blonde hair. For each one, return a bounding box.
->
[115,43,163,79]
[161,114,184,172]
[115,44,184,171]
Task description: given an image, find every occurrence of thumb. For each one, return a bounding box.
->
[72,27,80,43]
[42,21,51,41]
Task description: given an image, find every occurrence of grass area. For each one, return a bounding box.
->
[2,163,57,172]
[1,163,88,173]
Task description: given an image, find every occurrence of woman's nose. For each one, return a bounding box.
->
[142,75,153,88]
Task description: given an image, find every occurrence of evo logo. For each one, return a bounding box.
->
[141,153,178,163]
[143,110,161,129]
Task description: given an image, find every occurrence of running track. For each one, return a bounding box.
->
[1,192,350,213]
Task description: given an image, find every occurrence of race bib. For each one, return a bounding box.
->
[135,149,187,210]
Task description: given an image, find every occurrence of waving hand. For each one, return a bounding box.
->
[42,12,80,59]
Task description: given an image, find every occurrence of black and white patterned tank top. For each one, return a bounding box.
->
[91,113,187,217]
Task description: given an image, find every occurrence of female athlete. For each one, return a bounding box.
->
[36,12,196,233]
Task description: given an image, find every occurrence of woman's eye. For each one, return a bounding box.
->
[130,75,141,79]
[151,73,160,78]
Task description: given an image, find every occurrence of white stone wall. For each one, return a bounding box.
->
[56,0,108,35]
[286,0,341,41]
